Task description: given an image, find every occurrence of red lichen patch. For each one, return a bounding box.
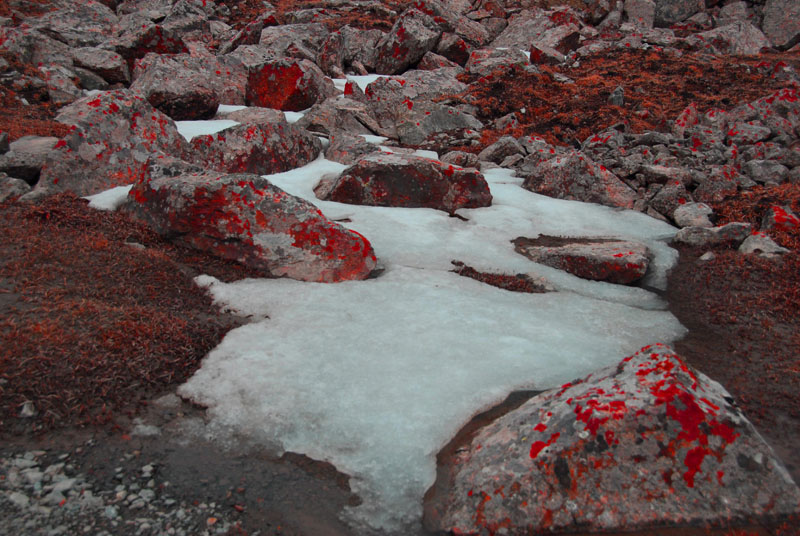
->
[0,194,262,434]
[449,48,797,150]
[217,0,404,31]
[711,183,800,251]
[450,260,549,293]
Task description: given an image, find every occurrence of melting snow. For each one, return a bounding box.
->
[172,147,686,531]
[175,119,239,141]
[84,185,132,211]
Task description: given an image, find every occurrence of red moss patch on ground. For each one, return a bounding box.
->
[712,183,800,251]
[0,194,264,433]
[454,49,799,149]
[450,260,549,293]
[219,0,403,31]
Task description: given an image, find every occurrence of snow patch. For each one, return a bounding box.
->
[175,119,239,142]
[84,185,133,211]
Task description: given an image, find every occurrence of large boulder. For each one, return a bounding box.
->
[31,90,188,197]
[29,1,118,48]
[245,58,337,111]
[762,0,800,50]
[185,122,322,176]
[427,344,800,534]
[112,14,188,62]
[686,23,769,56]
[374,8,443,75]
[131,57,220,120]
[513,236,651,285]
[653,0,704,27]
[490,7,582,49]
[314,153,492,214]
[125,172,377,283]
[294,97,383,137]
[71,47,131,85]
[521,151,638,209]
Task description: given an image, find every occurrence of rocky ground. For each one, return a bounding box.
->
[1,0,800,534]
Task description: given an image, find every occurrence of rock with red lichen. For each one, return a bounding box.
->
[436,33,471,66]
[29,90,189,198]
[673,222,752,246]
[396,103,483,145]
[324,133,382,165]
[316,30,346,78]
[314,152,492,214]
[739,88,800,138]
[339,25,385,73]
[28,1,118,48]
[624,0,656,29]
[761,0,800,50]
[685,22,769,56]
[71,47,131,85]
[441,150,479,168]
[726,121,772,146]
[693,165,739,203]
[185,122,322,176]
[521,151,638,209]
[418,51,463,71]
[738,232,790,258]
[245,58,337,112]
[742,160,790,185]
[295,97,383,137]
[259,23,329,58]
[426,344,800,534]
[513,236,651,284]
[219,16,267,56]
[490,7,583,49]
[648,180,693,220]
[112,14,189,62]
[762,205,800,232]
[215,107,286,126]
[672,103,699,139]
[124,172,377,283]
[374,8,443,75]
[160,0,211,41]
[529,43,567,65]
[465,47,529,76]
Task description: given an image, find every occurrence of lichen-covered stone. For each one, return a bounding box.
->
[315,152,491,214]
[762,0,800,50]
[125,172,377,283]
[427,344,800,534]
[374,8,443,74]
[514,236,650,284]
[245,58,337,111]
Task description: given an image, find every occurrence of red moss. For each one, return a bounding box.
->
[450,261,549,293]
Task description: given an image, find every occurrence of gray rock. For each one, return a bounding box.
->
[653,0,703,27]
[648,180,693,220]
[761,205,800,232]
[324,133,382,165]
[625,0,656,28]
[673,222,752,247]
[743,160,789,185]
[440,150,479,168]
[673,202,714,228]
[477,136,524,164]
[30,1,118,48]
[726,121,772,146]
[295,97,382,137]
[396,103,483,146]
[374,8,442,74]
[0,136,59,185]
[762,0,800,49]
[465,47,528,76]
[427,344,800,534]
[686,22,769,55]
[0,174,32,202]
[739,233,789,258]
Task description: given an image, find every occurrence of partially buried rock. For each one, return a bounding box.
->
[426,344,800,534]
[314,152,492,214]
[513,236,650,284]
[125,172,377,283]
[246,58,337,112]
[185,122,321,175]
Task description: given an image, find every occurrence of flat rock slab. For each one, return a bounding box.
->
[314,152,492,214]
[426,344,800,534]
[125,172,377,283]
[513,236,650,284]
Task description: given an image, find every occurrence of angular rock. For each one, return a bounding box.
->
[529,43,567,65]
[218,17,265,56]
[427,344,800,534]
[294,97,382,137]
[440,150,479,168]
[71,47,130,85]
[395,103,483,146]
[37,64,82,106]
[673,222,752,247]
[673,202,714,228]
[521,151,638,209]
[435,33,471,66]
[465,47,529,76]
[513,236,650,284]
[743,160,789,185]
[161,0,210,39]
[762,0,800,50]
[672,103,698,138]
[693,165,739,203]
[112,14,188,62]
[490,7,583,49]
[0,136,59,184]
[30,1,118,48]
[186,123,322,176]
[131,60,218,120]
[125,172,377,283]
[687,23,769,56]
[216,107,286,126]
[726,121,772,146]
[340,25,384,73]
[762,205,800,232]
[739,232,790,258]
[374,8,443,74]
[246,58,337,112]
[648,180,693,220]
[259,23,329,58]
[324,133,382,165]
[418,51,462,71]
[317,30,346,78]
[32,90,188,198]
[477,136,524,164]
[314,153,492,214]
[625,0,656,29]
[653,0,703,27]
[0,174,31,202]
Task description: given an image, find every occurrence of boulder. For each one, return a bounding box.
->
[0,174,31,202]
[686,23,769,56]
[30,1,118,48]
[37,64,82,106]
[259,23,329,57]
[246,58,337,112]
[648,180,693,220]
[131,57,221,120]
[673,222,752,247]
[185,122,322,176]
[739,232,790,258]
[125,172,377,283]
[324,133,382,165]
[477,136,525,164]
[395,103,483,146]
[465,48,529,76]
[762,0,800,49]
[112,14,188,62]
[440,150,479,168]
[693,165,739,203]
[0,136,59,185]
[435,33,471,66]
[673,202,714,228]
[31,90,188,198]
[374,8,443,74]
[418,51,463,71]
[314,153,492,214]
[624,0,656,29]
[762,205,800,233]
[513,236,651,284]
[726,121,772,146]
[490,7,583,49]
[294,97,382,137]
[653,0,704,27]
[427,344,800,534]
[521,151,638,209]
[743,160,789,185]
